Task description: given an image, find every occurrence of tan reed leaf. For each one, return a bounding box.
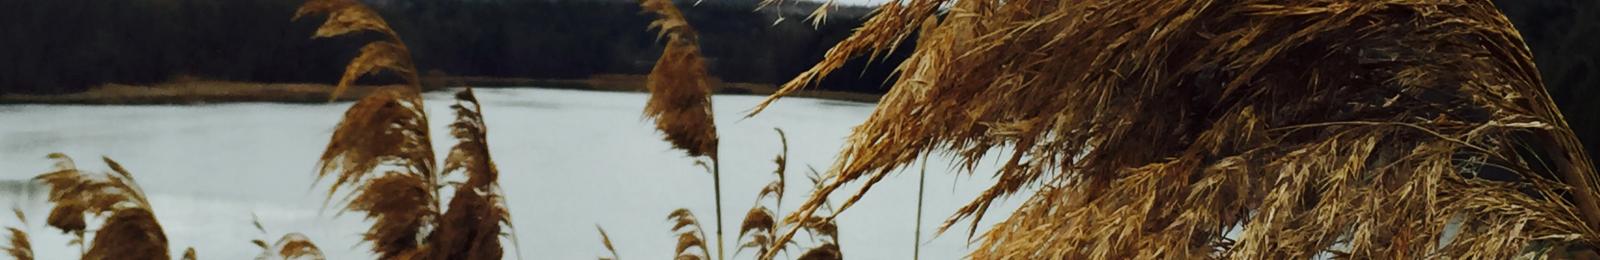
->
[596,225,619,260]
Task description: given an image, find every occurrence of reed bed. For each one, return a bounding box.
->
[747,0,1600,258]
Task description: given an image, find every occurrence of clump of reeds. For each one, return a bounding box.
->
[636,0,726,258]
[748,0,1600,258]
[4,209,31,260]
[34,153,169,259]
[296,0,513,258]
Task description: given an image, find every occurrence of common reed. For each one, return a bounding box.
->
[748,0,1600,258]
[4,209,30,260]
[34,153,170,259]
[296,0,513,258]
[637,0,725,259]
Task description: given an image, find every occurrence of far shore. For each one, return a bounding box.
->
[0,74,881,105]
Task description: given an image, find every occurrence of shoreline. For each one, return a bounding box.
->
[0,75,881,105]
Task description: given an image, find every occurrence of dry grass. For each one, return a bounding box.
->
[669,209,712,260]
[34,153,169,259]
[747,0,1600,258]
[637,0,727,259]
[298,0,513,258]
[4,209,31,260]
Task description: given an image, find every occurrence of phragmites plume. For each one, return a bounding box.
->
[639,0,719,158]
[35,153,169,259]
[298,0,514,258]
[668,209,711,260]
[752,0,1600,258]
[293,0,418,100]
[429,88,514,260]
[5,209,31,260]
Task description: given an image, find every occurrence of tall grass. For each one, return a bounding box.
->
[33,154,170,259]
[636,0,726,259]
[295,0,513,258]
[748,0,1600,258]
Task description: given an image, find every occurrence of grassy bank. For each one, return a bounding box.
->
[0,75,880,105]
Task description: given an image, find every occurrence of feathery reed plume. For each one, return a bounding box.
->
[638,0,725,258]
[299,0,515,258]
[638,0,719,159]
[4,209,30,260]
[738,129,789,258]
[752,0,1600,258]
[429,88,514,260]
[293,0,417,100]
[181,248,196,260]
[669,209,711,260]
[299,2,437,241]
[596,225,619,260]
[35,153,169,259]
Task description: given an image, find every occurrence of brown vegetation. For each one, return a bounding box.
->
[298,0,512,258]
[34,154,170,259]
[250,215,326,260]
[750,0,1600,258]
[669,209,712,260]
[638,0,728,259]
[4,209,30,260]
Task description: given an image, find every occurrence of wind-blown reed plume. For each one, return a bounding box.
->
[293,0,417,100]
[639,0,719,159]
[35,153,169,259]
[429,88,513,260]
[596,225,620,260]
[669,209,711,260]
[299,0,514,258]
[738,129,789,258]
[5,209,31,260]
[751,0,1600,258]
[638,0,726,258]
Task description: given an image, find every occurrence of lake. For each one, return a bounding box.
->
[0,88,1026,259]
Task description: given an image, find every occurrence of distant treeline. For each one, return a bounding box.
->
[0,0,908,95]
